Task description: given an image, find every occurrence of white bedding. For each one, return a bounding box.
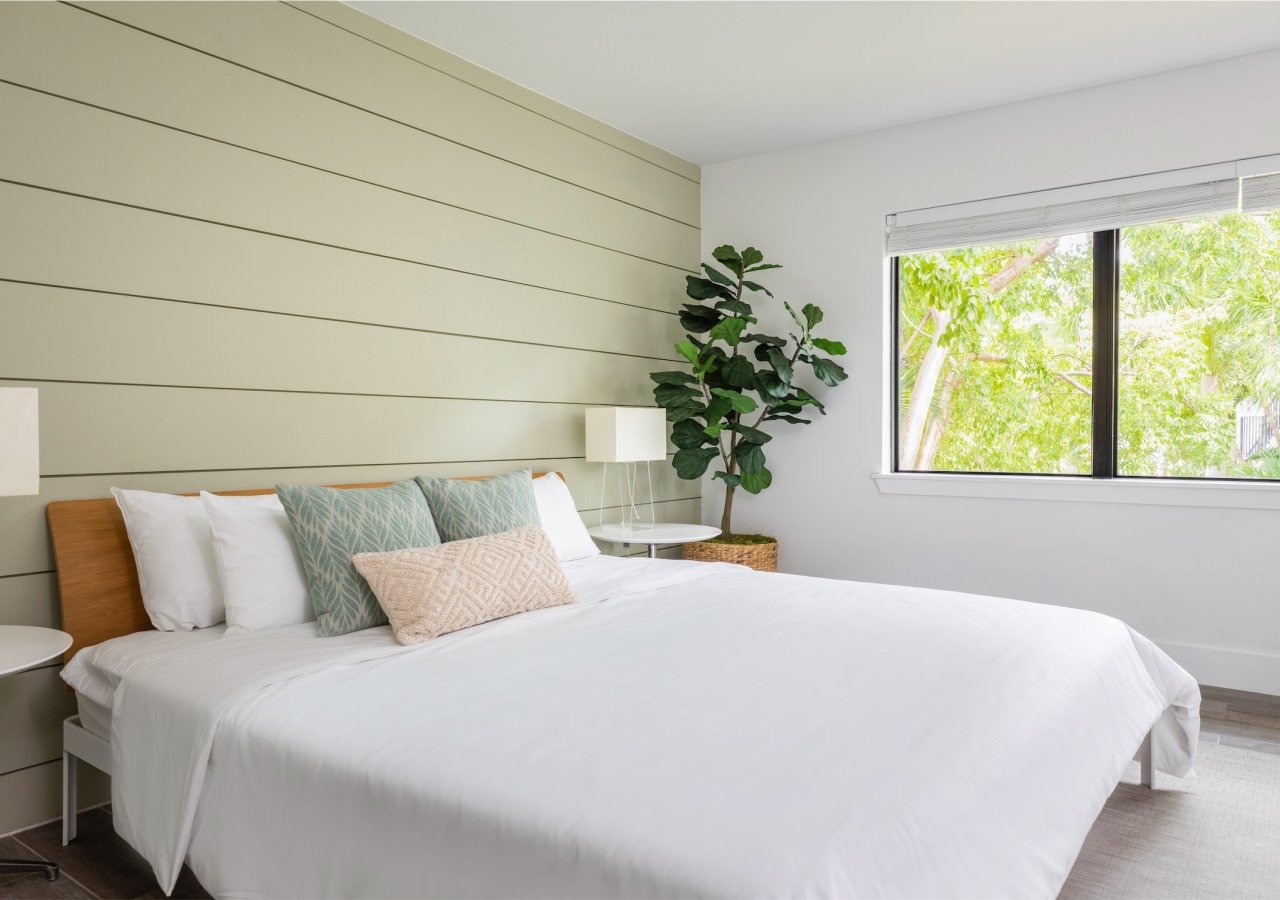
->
[92,556,1197,899]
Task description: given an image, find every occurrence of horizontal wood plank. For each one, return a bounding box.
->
[0,83,686,313]
[289,1,701,183]
[0,759,110,837]
[70,1,700,225]
[0,573,60,630]
[0,666,75,779]
[0,2,697,269]
[0,184,682,362]
[0,283,663,406]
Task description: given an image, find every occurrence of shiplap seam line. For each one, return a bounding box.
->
[62,2,701,230]
[282,1,700,186]
[0,571,54,581]
[36,459,682,480]
[0,178,680,319]
[0,376,662,410]
[0,756,63,781]
[0,278,681,365]
[0,78,696,273]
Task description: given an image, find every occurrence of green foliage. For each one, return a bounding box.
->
[651,245,848,534]
[897,211,1280,478]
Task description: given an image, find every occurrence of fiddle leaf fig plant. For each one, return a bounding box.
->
[651,245,848,537]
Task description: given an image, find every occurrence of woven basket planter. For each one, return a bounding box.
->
[683,537,778,572]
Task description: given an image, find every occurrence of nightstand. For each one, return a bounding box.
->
[587,523,722,558]
[1,625,73,882]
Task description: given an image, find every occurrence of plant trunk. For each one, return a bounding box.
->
[720,484,735,537]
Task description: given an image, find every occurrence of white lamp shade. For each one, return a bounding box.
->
[0,388,39,497]
[585,407,667,462]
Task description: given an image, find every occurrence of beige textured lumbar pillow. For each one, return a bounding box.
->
[351,525,577,645]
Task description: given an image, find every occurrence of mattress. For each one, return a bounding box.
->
[62,624,228,736]
[75,692,113,741]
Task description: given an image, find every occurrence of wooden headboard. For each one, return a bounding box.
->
[47,473,559,662]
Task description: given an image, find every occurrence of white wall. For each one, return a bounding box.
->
[701,49,1280,695]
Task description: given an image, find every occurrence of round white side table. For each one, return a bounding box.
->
[587,523,722,558]
[1,625,72,882]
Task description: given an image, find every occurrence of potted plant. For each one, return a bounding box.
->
[650,245,848,571]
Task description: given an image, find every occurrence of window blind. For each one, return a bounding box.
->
[1241,172,1280,214]
[887,178,1241,254]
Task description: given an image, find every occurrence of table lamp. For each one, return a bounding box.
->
[0,388,38,497]
[585,407,666,532]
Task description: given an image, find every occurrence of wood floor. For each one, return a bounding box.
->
[1,685,1277,899]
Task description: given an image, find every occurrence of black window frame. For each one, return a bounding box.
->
[890,226,1279,483]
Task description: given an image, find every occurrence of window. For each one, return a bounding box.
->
[890,166,1280,481]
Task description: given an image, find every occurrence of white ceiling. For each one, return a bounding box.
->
[348,1,1280,166]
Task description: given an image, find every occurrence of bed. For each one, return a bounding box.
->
[49,481,1200,899]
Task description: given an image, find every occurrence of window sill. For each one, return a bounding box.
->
[872,472,1280,510]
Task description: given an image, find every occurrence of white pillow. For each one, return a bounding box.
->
[111,488,224,631]
[200,491,314,635]
[532,473,599,562]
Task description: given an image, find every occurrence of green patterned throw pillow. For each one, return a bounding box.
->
[276,480,440,637]
[415,469,539,543]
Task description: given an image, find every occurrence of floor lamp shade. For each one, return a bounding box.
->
[585,408,667,463]
[0,388,39,497]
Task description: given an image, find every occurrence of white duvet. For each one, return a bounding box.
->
[91,556,1198,899]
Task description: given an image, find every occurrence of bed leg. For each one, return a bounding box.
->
[62,751,77,845]
[1139,729,1154,789]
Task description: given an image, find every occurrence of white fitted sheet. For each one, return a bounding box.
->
[74,692,113,741]
[62,624,227,714]
[104,557,1199,899]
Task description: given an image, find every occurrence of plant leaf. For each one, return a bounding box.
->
[754,371,789,399]
[665,405,701,423]
[701,263,736,287]
[714,471,741,488]
[784,301,806,332]
[733,441,766,473]
[714,297,755,317]
[740,247,764,269]
[704,395,733,425]
[674,341,700,366]
[709,316,749,346]
[765,413,812,425]
[672,447,717,480]
[744,263,782,273]
[712,245,743,276]
[710,388,758,414]
[742,280,773,297]
[740,467,773,493]
[811,357,848,386]
[766,347,793,385]
[795,387,827,414]
[654,383,701,408]
[802,303,823,329]
[671,418,711,449]
[720,355,756,388]
[732,424,772,445]
[650,370,696,385]
[810,337,847,356]
[685,276,728,301]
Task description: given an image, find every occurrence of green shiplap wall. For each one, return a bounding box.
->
[0,0,699,834]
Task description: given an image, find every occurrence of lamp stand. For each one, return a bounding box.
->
[598,461,657,533]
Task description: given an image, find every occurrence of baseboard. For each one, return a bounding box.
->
[1156,640,1280,696]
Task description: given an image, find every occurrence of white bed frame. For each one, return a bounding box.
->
[62,716,112,846]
